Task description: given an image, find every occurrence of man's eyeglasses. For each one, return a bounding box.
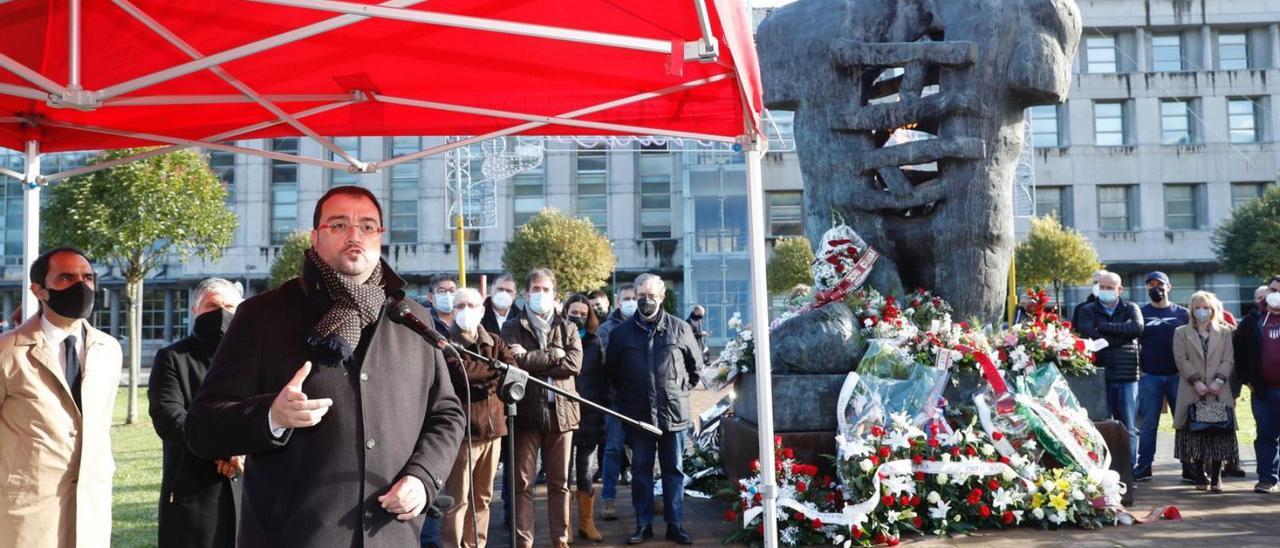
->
[318,222,385,236]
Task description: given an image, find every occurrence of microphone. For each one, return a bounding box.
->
[387,300,449,350]
[425,494,454,518]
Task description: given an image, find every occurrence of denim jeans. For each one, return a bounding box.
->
[627,428,685,529]
[601,415,627,501]
[419,514,441,547]
[1106,380,1139,468]
[1252,388,1280,484]
[1136,373,1180,471]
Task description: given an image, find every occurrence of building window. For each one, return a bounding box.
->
[1160,99,1194,144]
[0,154,24,266]
[1034,186,1073,226]
[1231,182,1272,210]
[207,149,235,204]
[638,143,672,238]
[1086,35,1118,73]
[694,195,748,253]
[141,289,187,341]
[1164,183,1205,230]
[1029,105,1062,148]
[1151,34,1184,72]
[575,145,608,231]
[1094,101,1126,146]
[1097,185,1136,231]
[697,279,749,341]
[1167,272,1198,306]
[328,136,361,187]
[388,137,420,243]
[1228,98,1262,143]
[1218,32,1249,70]
[767,110,794,150]
[513,166,545,227]
[767,191,803,236]
[269,138,299,245]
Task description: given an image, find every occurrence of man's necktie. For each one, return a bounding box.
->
[65,335,82,408]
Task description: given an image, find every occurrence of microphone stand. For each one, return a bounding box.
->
[444,341,663,546]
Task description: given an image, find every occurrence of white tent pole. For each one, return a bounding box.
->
[0,53,65,95]
[98,0,429,100]
[0,83,51,101]
[0,166,22,180]
[101,93,354,106]
[113,0,367,171]
[21,140,41,322]
[40,99,355,183]
[743,134,778,548]
[69,0,82,88]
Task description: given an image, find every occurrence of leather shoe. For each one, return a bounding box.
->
[626,525,653,545]
[665,526,693,545]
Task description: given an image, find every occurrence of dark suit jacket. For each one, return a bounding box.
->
[185,261,465,548]
[149,333,241,548]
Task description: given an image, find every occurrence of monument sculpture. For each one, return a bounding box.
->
[757,0,1082,324]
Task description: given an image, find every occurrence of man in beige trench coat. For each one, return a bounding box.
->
[0,247,123,547]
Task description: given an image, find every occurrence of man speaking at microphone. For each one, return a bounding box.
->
[187,186,464,548]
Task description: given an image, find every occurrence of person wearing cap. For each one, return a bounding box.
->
[1133,271,1189,481]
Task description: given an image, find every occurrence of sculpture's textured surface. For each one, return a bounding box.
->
[758,0,1081,323]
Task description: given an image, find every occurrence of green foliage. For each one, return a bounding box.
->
[269,230,313,289]
[1213,185,1280,279]
[501,208,616,294]
[766,237,814,294]
[1015,214,1102,304]
[42,148,237,280]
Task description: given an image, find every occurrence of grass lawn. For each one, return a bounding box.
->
[111,388,162,548]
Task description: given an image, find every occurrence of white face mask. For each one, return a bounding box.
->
[528,292,554,316]
[491,291,514,311]
[1194,308,1212,322]
[619,299,638,317]
[433,292,455,314]
[1267,292,1280,310]
[455,306,482,332]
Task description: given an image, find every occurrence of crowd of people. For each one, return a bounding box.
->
[1073,269,1280,493]
[0,185,708,548]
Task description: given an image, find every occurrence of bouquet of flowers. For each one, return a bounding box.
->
[1013,365,1113,477]
[701,312,755,390]
[811,223,878,306]
[998,289,1096,376]
[1024,468,1117,529]
[727,437,845,546]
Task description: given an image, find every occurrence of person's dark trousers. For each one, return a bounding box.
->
[1106,380,1139,469]
[1252,387,1280,484]
[420,514,441,547]
[627,427,686,529]
[500,440,513,524]
[602,415,626,502]
[1136,373,1180,473]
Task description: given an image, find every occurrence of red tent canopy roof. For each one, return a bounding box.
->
[0,0,763,155]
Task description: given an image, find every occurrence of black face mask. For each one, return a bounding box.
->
[1148,287,1166,303]
[637,297,660,318]
[193,308,234,345]
[690,313,703,321]
[44,282,95,319]
[593,305,609,318]
[567,315,587,330]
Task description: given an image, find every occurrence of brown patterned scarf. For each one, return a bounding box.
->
[305,247,385,364]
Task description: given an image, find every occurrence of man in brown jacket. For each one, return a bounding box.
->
[442,287,515,547]
[500,268,582,548]
[0,247,123,548]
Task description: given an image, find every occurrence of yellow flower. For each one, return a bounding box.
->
[1055,479,1071,492]
[1030,493,1043,508]
[1049,493,1070,512]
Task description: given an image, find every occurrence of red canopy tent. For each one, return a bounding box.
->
[0,0,784,544]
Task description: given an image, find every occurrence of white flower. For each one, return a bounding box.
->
[1025,440,1038,451]
[981,444,995,456]
[1048,511,1067,525]
[859,459,873,473]
[935,473,949,484]
[882,474,915,496]
[1032,507,1045,520]
[1011,510,1024,523]
[927,491,941,504]
[991,488,1018,511]
[883,430,911,451]
[942,430,964,447]
[928,500,951,520]
[863,318,874,328]
[886,509,902,523]
[839,436,873,459]
[1002,469,1017,482]
[940,453,952,463]
[1072,489,1085,501]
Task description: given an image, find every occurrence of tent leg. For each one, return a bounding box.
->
[21,140,41,323]
[743,137,778,548]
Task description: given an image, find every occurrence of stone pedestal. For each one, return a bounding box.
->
[733,373,849,432]
[720,416,838,483]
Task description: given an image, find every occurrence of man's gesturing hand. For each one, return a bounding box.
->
[378,475,428,521]
[269,362,333,429]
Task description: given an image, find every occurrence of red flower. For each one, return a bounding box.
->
[912,455,924,465]
[912,516,924,528]
[1003,510,1016,524]
[959,321,969,329]
[928,438,940,448]
[881,495,895,507]
[910,495,920,506]
[796,481,807,493]
[774,435,783,446]
[724,510,738,522]
[967,488,983,505]
[950,447,961,457]
[988,479,1000,491]
[879,446,892,459]
[783,448,795,459]
[874,533,886,545]
[870,425,885,437]
[885,295,896,305]
[851,526,863,539]
[826,491,839,503]
[899,495,911,507]
[793,511,805,522]
[965,446,977,457]
[887,535,900,546]
[753,493,762,503]
[750,459,760,472]
[822,474,833,485]
[811,518,823,529]
[1088,451,1099,462]
[757,523,764,535]
[999,456,1011,464]
[914,471,926,481]
[1075,339,1086,352]
[869,455,880,466]
[992,431,1005,441]
[979,505,992,518]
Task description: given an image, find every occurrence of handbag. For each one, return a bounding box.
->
[1188,397,1233,432]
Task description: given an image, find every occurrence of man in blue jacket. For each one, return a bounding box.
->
[605,273,702,545]
[1076,271,1144,471]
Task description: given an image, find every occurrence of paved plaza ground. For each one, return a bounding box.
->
[482,387,1280,547]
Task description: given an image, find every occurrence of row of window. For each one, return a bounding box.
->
[1029,97,1266,147]
[1085,28,1265,74]
[1035,181,1275,232]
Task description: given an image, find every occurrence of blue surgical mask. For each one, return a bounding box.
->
[1098,289,1118,304]
[1194,308,1211,322]
[433,292,455,313]
[528,292,553,315]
